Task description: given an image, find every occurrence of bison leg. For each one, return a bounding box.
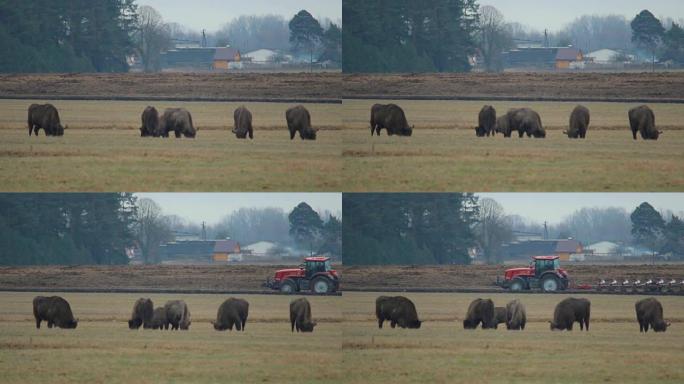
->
[644,322,649,333]
[378,318,383,329]
[390,320,396,329]
[289,128,296,140]
[47,321,53,328]
[241,319,246,331]
[248,128,253,140]
[35,318,41,329]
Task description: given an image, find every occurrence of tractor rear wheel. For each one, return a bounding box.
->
[541,275,560,292]
[311,277,333,294]
[280,279,297,294]
[510,278,525,291]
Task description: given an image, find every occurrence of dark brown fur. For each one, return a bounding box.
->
[233,106,253,139]
[506,299,527,330]
[629,105,661,140]
[149,307,167,330]
[290,297,317,332]
[550,297,591,331]
[476,105,497,137]
[370,104,413,137]
[160,108,196,138]
[509,108,546,138]
[28,104,65,136]
[128,298,154,329]
[494,115,512,137]
[566,105,590,138]
[286,105,317,140]
[164,300,191,330]
[463,298,496,329]
[33,296,78,329]
[214,298,249,331]
[140,106,160,137]
[493,307,507,328]
[376,296,422,329]
[635,297,670,332]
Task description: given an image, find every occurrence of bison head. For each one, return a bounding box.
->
[463,319,477,329]
[64,318,78,329]
[128,318,142,329]
[407,319,421,329]
[549,321,562,331]
[302,128,317,140]
[299,321,317,332]
[475,126,486,137]
[399,125,413,137]
[212,321,227,331]
[653,320,670,332]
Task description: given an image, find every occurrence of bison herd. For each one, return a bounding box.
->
[33,295,318,333]
[375,296,671,333]
[366,103,663,140]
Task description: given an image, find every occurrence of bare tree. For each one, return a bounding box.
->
[137,6,171,72]
[478,6,513,72]
[136,198,172,264]
[476,198,513,264]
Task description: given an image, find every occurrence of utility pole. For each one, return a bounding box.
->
[543,221,549,240]
[201,221,207,241]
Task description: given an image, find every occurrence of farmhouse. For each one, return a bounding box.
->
[213,47,241,70]
[212,239,241,262]
[501,239,583,262]
[503,46,584,70]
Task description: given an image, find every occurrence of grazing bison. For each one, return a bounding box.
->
[463,298,496,329]
[476,105,497,137]
[550,298,591,331]
[160,108,196,138]
[214,298,249,331]
[28,104,66,136]
[149,307,167,330]
[164,300,191,330]
[33,296,78,329]
[286,105,318,140]
[635,297,670,333]
[493,307,507,328]
[506,299,527,330]
[629,105,661,140]
[128,298,154,329]
[494,115,512,137]
[509,108,545,138]
[370,104,413,137]
[140,106,160,137]
[233,106,253,139]
[290,297,317,332]
[565,105,590,139]
[376,296,422,329]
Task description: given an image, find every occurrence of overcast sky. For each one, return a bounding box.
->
[477,193,684,224]
[482,0,683,31]
[135,193,341,224]
[136,0,341,32]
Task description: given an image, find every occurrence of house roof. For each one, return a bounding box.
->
[556,47,582,61]
[214,239,240,253]
[214,47,240,61]
[555,239,582,253]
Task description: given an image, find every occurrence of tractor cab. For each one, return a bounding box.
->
[303,256,332,279]
[531,256,561,278]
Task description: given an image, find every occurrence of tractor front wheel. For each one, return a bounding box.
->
[311,277,333,294]
[280,279,297,294]
[541,275,560,292]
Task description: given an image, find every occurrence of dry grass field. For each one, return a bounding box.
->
[0,292,342,384]
[342,292,684,384]
[342,100,684,191]
[0,99,341,191]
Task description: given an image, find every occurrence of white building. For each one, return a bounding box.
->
[244,49,292,64]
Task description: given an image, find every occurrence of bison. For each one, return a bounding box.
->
[28,104,66,136]
[370,104,413,137]
[494,115,512,137]
[550,297,591,331]
[286,105,318,140]
[149,307,167,330]
[164,300,191,330]
[509,108,545,138]
[33,296,78,329]
[160,108,196,138]
[140,106,160,137]
[463,298,496,329]
[214,298,249,331]
[493,307,507,328]
[128,298,154,329]
[233,106,253,139]
[635,297,670,333]
[565,105,590,139]
[376,296,422,329]
[506,299,527,330]
[476,105,497,137]
[290,297,317,332]
[629,105,661,140]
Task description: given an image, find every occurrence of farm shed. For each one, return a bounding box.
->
[555,47,584,69]
[213,47,241,70]
[502,239,583,261]
[161,47,215,70]
[503,47,584,70]
[212,239,241,262]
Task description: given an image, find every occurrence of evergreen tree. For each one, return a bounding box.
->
[631,10,665,71]
[662,23,684,64]
[630,202,665,251]
[289,10,323,69]
[288,202,323,255]
[662,215,684,259]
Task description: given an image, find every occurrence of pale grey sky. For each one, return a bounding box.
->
[136,0,341,32]
[482,0,683,31]
[135,193,341,224]
[477,193,684,224]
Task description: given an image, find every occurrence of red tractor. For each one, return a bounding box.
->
[496,255,569,292]
[263,256,340,294]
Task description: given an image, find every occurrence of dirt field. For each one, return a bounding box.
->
[342,72,684,100]
[0,73,341,100]
[0,99,341,191]
[342,292,684,383]
[0,291,342,384]
[342,100,684,191]
[2,264,682,292]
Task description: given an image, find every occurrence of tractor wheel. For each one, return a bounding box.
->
[311,277,332,294]
[280,279,297,294]
[541,275,560,292]
[510,278,525,292]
